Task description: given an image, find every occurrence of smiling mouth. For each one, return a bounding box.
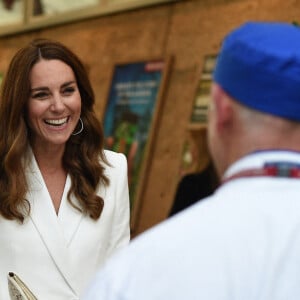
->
[44,117,69,126]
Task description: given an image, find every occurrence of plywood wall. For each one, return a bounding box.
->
[1,0,300,236]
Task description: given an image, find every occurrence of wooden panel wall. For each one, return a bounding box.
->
[1,0,300,236]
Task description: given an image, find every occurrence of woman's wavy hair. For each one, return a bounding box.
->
[0,38,109,222]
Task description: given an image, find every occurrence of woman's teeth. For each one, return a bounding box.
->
[44,117,68,126]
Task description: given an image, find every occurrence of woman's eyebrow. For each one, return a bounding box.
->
[30,86,49,92]
[30,81,76,92]
[61,81,76,88]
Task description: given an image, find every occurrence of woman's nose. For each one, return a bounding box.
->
[50,94,65,111]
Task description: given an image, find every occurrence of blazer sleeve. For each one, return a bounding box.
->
[106,152,131,256]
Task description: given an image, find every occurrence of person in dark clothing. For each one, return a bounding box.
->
[169,162,219,217]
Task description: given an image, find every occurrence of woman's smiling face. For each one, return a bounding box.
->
[27,59,81,150]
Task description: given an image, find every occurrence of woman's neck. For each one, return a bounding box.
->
[31,143,65,174]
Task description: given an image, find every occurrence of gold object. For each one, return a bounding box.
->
[7,272,38,300]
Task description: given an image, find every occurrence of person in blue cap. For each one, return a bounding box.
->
[83,22,300,300]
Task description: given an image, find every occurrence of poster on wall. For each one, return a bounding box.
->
[103,58,171,230]
[190,54,217,124]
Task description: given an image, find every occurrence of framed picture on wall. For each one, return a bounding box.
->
[190,54,217,124]
[0,0,24,27]
[0,72,3,86]
[103,58,172,231]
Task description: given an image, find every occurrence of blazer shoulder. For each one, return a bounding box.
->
[103,149,127,169]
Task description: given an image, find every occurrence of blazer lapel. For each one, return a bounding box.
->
[25,150,79,295]
[58,175,84,247]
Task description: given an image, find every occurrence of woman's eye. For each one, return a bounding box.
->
[31,92,49,99]
[62,87,75,95]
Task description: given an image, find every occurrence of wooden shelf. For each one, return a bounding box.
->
[187,122,207,131]
[0,0,178,37]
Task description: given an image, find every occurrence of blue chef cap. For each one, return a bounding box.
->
[213,21,300,121]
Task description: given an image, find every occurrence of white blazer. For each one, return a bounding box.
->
[0,149,130,300]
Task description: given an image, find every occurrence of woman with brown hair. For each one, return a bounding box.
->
[0,38,130,299]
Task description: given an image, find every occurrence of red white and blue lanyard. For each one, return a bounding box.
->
[222,161,300,184]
